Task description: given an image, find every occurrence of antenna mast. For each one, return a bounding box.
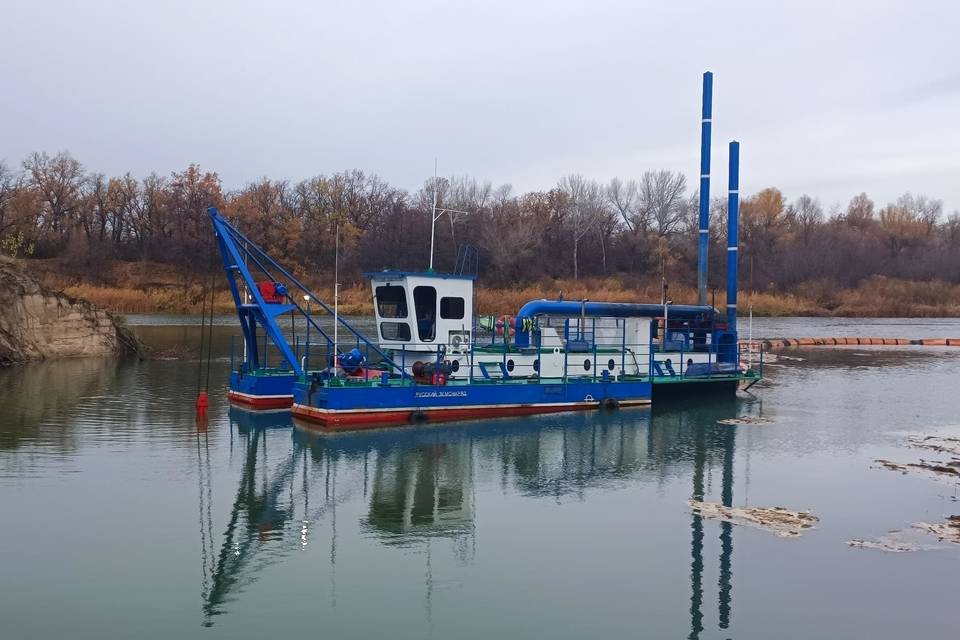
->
[429,158,438,271]
[334,222,339,367]
[427,159,468,272]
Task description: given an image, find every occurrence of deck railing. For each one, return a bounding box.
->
[243,312,759,388]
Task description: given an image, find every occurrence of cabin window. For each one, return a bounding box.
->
[375,285,408,318]
[380,322,411,341]
[440,296,465,320]
[413,286,437,341]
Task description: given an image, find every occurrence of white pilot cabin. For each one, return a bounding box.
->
[369,271,475,372]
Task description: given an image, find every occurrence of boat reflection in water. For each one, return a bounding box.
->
[199,401,755,636]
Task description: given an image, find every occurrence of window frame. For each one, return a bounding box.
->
[375,285,409,319]
[413,285,438,342]
[379,321,411,341]
[439,296,465,320]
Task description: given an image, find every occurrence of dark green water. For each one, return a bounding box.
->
[2,318,959,639]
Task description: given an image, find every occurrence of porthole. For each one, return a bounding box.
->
[583,359,592,371]
[533,359,540,372]
[507,359,515,372]
[607,358,616,371]
[451,360,460,372]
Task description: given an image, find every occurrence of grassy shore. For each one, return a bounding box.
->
[38,265,960,318]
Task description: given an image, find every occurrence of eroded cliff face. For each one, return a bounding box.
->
[0,257,141,366]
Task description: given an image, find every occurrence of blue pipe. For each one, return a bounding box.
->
[513,300,715,348]
[726,141,740,332]
[697,71,713,306]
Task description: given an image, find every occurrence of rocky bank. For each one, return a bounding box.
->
[0,256,142,366]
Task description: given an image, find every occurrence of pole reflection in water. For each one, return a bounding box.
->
[199,401,753,634]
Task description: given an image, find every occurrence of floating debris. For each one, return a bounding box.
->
[912,460,960,477]
[847,530,942,553]
[717,417,773,426]
[873,458,960,479]
[848,533,931,553]
[861,432,960,551]
[688,500,818,538]
[906,435,960,457]
[847,517,960,552]
[774,354,804,362]
[914,516,960,544]
[873,459,908,473]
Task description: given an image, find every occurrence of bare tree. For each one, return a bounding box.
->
[558,174,606,279]
[897,192,942,234]
[86,173,110,241]
[788,194,824,243]
[481,204,541,281]
[0,161,20,236]
[607,177,644,231]
[844,192,874,228]
[106,174,139,244]
[638,170,688,237]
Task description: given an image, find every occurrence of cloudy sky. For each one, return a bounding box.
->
[4,0,960,212]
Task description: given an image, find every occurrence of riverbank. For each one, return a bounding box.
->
[0,257,142,365]
[30,259,960,318]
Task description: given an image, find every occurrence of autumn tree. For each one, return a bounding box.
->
[23,151,86,250]
[844,192,874,229]
[1,148,958,297]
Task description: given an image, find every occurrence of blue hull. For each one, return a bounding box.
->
[291,378,652,429]
[228,371,296,409]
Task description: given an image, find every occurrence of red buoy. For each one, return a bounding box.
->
[195,391,209,418]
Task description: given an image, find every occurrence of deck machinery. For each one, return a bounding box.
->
[210,72,761,430]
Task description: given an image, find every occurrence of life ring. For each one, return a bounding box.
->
[495,315,516,337]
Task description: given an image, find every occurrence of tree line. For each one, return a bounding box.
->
[2,150,959,295]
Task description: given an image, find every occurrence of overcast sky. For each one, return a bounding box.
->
[4,0,960,212]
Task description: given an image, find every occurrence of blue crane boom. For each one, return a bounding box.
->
[208,206,406,379]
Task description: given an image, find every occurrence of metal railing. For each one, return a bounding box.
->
[242,312,758,389]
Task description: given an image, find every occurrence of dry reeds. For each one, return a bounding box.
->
[42,266,960,318]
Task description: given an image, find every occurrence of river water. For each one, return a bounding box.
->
[2,317,959,639]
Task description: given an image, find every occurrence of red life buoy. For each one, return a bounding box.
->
[495,315,516,337]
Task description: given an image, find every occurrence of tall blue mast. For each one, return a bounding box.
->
[697,71,713,306]
[726,141,740,332]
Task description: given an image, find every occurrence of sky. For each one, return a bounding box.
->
[3,0,960,213]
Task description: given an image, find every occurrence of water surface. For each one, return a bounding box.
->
[2,318,959,639]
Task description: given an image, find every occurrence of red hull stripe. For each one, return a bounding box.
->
[291,399,651,431]
[227,391,294,410]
